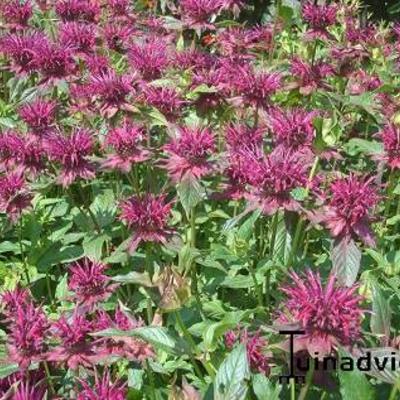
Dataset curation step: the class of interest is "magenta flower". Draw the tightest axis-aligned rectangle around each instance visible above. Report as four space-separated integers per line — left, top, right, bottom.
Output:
173 49 214 71
163 126 216 182
106 0 130 17
102 122 149 173
0 172 32 222
103 24 133 53
55 0 100 23
13 380 47 400
346 17 378 45
181 0 223 30
119 194 173 253
44 129 95 187
7 303 49 368
1 286 31 315
348 69 381 95
59 22 97 54
225 124 264 152
142 85 185 121
290 57 335 95
0 32 47 75
302 1 337 40
128 39 169 81
68 258 117 308
1 0 33 29
248 149 310 215
380 123 400 170
220 0 245 17
268 107 317 150
77 370 126 400
225 328 270 374
318 174 379 246
49 312 94 369
278 270 364 355
19 99 56 136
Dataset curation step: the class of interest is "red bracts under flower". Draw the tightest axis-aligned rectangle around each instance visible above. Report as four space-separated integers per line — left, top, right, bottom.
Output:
102 122 149 173
301 1 337 39
225 328 270 374
0 172 32 222
59 22 97 54
1 0 33 29
181 0 223 30
278 270 364 356
318 174 379 246
379 123 400 170
163 126 215 182
55 0 100 23
19 99 56 135
44 129 95 187
68 258 117 308
77 370 126 400
119 194 173 253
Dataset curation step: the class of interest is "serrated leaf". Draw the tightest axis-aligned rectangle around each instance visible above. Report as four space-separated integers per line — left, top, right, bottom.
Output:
252 374 281 400
370 284 391 339
331 237 361 287
215 344 250 400
177 175 205 217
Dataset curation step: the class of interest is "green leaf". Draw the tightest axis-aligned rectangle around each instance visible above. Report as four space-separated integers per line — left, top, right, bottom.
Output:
237 210 261 241
215 344 250 400
112 271 153 287
252 374 281 400
370 284 391 338
345 138 384 156
331 237 361 287
0 362 19 379
177 175 205 217
83 234 108 260
338 349 374 400
55 273 70 302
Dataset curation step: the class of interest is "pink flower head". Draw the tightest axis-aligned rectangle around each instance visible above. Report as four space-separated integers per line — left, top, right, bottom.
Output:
88 70 134 117
55 0 100 23
225 328 270 374
234 67 281 109
0 172 32 222
0 32 48 74
346 17 378 45
225 124 264 152
13 380 47 400
290 57 335 95
1 0 33 29
83 53 110 75
128 39 169 81
220 0 245 17
103 121 149 172
19 99 56 135
278 270 364 356
321 174 379 246
50 312 94 369
181 0 223 30
302 1 337 40
268 107 317 150
59 22 97 54
37 42 76 83
142 85 185 121
380 123 400 170
7 303 49 368
348 69 381 95
163 126 215 182
106 0 130 16
77 370 126 400
103 24 133 53
248 148 310 215
173 49 215 71
1 286 31 316
119 194 173 253
44 129 95 187
68 258 117 308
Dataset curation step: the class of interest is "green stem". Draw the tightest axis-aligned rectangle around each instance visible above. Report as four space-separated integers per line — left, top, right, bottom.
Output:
298 362 315 400
190 207 203 318
286 217 303 268
18 218 30 285
385 170 397 218
43 361 56 396
146 360 157 400
389 379 400 400
291 378 296 400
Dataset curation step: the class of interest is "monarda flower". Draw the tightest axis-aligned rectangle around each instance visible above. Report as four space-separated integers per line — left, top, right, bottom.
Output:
103 24 133 53
278 270 364 356
44 129 95 187
59 22 97 54
83 53 110 75
225 328 270 374
88 70 134 117
12 379 47 400
181 0 223 30
68 258 117 308
268 108 316 150
77 370 126 400
106 0 130 17
290 57 335 95
225 124 264 152
128 39 169 81
220 0 245 17
19 99 56 136
318 174 379 246
49 312 94 369
162 126 215 182
142 85 185 121
301 1 337 40
7 303 49 368
380 123 400 169
0 172 32 222
102 122 149 173
348 69 381 95
1 0 33 29
119 194 173 253
55 0 100 23
1 286 31 316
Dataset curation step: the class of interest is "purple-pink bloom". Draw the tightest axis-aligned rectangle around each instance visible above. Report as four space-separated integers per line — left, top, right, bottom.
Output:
102 121 149 173
13 380 47 400
348 69 381 95
77 370 126 400
181 0 223 30
103 24 133 53
278 270 364 356
55 0 100 23
44 129 95 187
106 0 130 17
379 123 400 170
59 22 97 54
19 99 56 136
1 0 33 29
68 258 117 308
119 194 173 253
163 126 216 182
1 286 31 315
302 1 337 39
225 124 264 152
